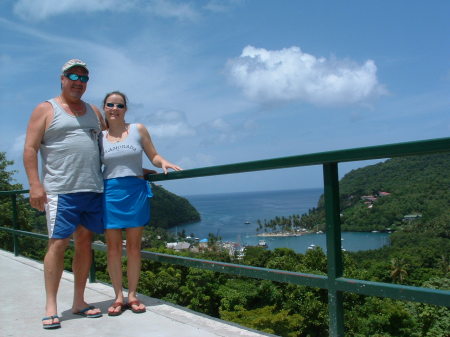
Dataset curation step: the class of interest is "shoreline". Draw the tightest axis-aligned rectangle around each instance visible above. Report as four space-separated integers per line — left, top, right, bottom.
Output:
256 230 391 237
257 231 317 237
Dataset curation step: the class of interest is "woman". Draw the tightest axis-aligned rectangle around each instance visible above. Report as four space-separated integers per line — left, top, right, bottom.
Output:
101 91 181 316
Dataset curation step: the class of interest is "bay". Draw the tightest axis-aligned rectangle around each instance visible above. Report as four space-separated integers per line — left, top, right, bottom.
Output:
174 188 390 254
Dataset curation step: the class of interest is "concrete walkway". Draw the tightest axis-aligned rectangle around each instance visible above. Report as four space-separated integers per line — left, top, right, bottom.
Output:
0 250 276 337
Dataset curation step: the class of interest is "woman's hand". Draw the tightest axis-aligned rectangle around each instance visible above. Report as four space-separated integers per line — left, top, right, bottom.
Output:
161 161 182 174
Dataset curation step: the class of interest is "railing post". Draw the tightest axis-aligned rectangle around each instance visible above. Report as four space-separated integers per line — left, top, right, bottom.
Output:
11 194 19 256
89 249 96 283
323 163 344 337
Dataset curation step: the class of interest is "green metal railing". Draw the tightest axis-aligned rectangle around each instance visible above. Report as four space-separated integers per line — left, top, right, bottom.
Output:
1 137 450 337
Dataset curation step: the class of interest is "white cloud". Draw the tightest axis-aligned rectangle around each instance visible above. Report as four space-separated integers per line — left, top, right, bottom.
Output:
13 0 199 21
227 45 386 106
203 0 242 13
13 0 134 20
12 133 26 154
0 16 218 139
137 109 196 138
147 0 200 21
211 118 230 132
178 153 215 169
196 117 250 147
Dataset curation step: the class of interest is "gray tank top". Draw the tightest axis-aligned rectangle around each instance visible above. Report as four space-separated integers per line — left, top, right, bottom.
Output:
101 124 143 179
40 99 103 194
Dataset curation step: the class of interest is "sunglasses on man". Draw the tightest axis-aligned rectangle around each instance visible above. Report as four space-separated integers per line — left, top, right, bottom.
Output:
64 73 89 83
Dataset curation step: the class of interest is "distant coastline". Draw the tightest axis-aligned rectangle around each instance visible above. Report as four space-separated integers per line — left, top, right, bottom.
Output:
257 230 318 237
256 230 392 237
179 188 325 243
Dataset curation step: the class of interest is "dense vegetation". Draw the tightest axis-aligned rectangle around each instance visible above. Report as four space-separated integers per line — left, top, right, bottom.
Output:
0 152 449 337
260 153 450 234
337 153 450 232
0 152 36 230
149 183 200 228
95 236 448 337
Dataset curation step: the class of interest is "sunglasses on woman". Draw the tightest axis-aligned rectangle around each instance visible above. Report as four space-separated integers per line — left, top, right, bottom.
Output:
105 103 125 109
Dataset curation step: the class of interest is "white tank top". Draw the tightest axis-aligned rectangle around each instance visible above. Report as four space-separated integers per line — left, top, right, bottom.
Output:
101 124 144 179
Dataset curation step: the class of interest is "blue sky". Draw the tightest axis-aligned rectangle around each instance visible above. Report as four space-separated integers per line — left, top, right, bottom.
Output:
1 0 449 196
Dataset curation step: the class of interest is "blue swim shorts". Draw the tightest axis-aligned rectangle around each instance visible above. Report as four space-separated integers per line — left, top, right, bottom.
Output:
45 192 104 239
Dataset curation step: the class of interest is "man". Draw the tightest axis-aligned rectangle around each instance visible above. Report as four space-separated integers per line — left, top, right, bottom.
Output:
23 59 106 329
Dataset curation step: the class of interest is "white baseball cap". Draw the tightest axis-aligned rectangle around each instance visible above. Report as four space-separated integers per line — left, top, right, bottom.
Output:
61 58 89 74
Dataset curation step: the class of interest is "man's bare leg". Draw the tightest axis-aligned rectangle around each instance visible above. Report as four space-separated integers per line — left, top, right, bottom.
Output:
71 225 101 316
43 238 70 325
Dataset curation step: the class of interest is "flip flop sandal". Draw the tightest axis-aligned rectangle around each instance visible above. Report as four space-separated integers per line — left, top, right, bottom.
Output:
108 302 126 316
73 306 103 318
42 315 61 329
128 300 146 313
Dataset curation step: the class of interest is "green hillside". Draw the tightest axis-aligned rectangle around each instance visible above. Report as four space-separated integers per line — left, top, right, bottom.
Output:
150 183 200 228
304 153 450 233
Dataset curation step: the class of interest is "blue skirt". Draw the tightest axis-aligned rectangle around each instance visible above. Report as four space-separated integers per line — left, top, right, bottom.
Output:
103 176 152 229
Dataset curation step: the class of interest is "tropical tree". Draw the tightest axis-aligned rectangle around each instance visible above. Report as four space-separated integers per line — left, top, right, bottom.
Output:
390 257 409 283
179 268 222 316
438 254 449 276
220 305 305 337
207 232 221 250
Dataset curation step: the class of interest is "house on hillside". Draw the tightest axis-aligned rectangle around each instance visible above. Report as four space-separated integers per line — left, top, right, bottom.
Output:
199 238 209 249
402 214 422 222
166 241 191 251
361 191 391 208
361 195 377 202
378 191 391 197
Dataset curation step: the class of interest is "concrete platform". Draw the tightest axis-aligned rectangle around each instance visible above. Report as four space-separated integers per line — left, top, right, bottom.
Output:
0 250 276 337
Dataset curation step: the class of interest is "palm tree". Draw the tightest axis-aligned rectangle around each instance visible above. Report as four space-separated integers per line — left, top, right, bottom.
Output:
256 220 262 232
390 257 408 283
207 232 221 251
438 254 449 276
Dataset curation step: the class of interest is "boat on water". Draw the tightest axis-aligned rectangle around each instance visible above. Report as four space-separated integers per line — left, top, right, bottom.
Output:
258 240 268 248
307 244 316 250
244 220 251 224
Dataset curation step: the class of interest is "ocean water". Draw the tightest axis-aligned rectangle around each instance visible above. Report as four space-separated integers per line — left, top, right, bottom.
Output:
174 188 390 254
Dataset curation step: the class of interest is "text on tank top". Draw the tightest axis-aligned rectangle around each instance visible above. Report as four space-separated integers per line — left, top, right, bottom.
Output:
101 123 144 179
